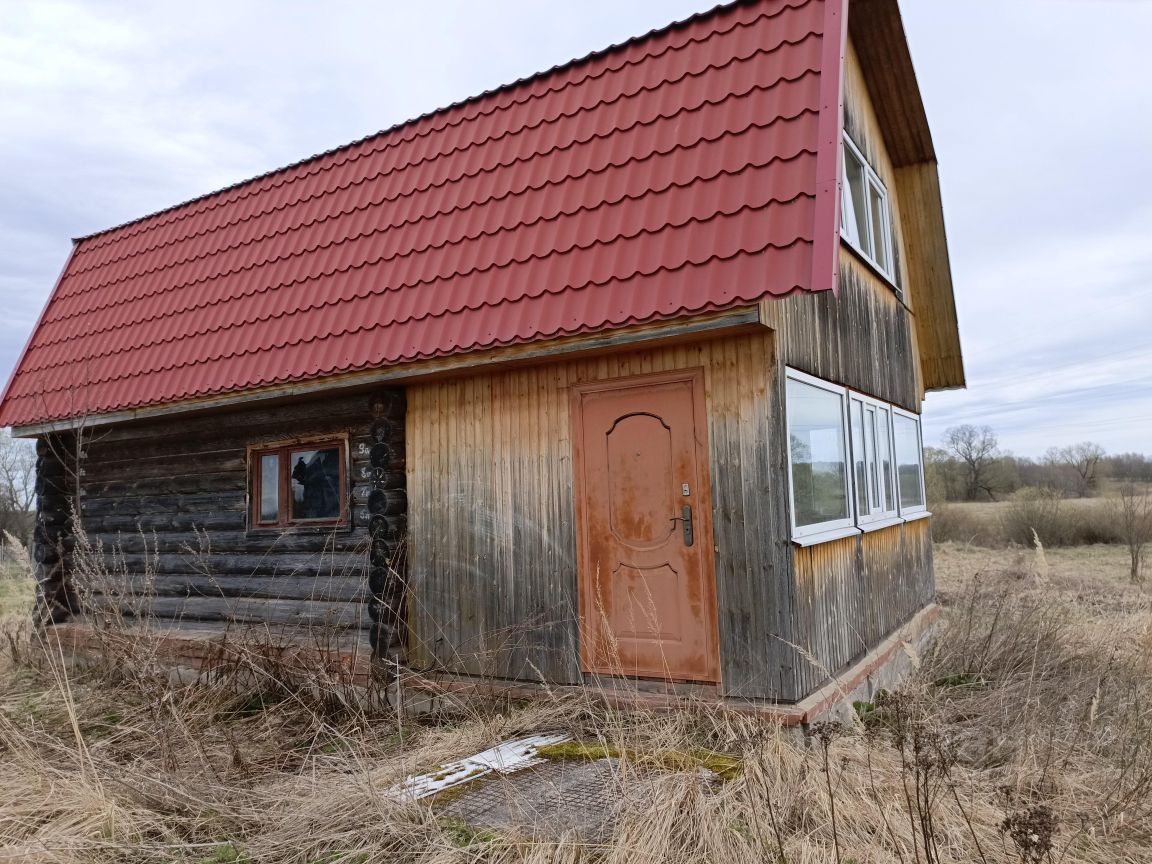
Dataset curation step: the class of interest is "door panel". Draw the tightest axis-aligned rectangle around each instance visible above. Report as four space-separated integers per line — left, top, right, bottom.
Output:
574 372 719 682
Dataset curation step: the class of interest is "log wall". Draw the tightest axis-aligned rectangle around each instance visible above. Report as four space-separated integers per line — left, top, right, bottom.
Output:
42 390 407 653
33 434 78 623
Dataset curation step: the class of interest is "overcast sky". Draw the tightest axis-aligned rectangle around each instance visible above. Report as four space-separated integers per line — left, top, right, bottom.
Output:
1 1 1149 456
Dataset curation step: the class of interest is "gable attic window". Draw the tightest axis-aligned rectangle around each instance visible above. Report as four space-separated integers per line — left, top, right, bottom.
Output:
840 133 895 282
249 437 349 529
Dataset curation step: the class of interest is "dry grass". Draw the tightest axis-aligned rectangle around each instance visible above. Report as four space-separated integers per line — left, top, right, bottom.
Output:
931 497 1122 548
1 542 1151 862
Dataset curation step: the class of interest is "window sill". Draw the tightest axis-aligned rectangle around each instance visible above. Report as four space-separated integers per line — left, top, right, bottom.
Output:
792 525 862 547
860 516 904 533
246 523 353 537
901 510 932 523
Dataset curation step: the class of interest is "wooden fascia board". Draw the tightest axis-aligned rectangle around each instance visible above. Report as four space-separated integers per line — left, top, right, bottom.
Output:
895 160 965 391
847 0 935 167
10 308 761 437
811 0 849 295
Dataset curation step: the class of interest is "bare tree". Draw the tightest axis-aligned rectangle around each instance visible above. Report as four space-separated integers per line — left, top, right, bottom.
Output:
0 430 35 543
943 424 1004 501
1046 441 1107 497
1110 485 1152 583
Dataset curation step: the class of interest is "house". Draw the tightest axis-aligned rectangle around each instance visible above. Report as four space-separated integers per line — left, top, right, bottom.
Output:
1 0 963 707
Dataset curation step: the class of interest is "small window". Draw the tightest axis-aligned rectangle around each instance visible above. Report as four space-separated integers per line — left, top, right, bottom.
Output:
840 133 895 281
786 371 854 539
892 410 926 513
250 438 348 528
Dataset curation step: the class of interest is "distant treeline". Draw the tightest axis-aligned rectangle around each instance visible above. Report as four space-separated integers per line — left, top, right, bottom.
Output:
927 424 1152 503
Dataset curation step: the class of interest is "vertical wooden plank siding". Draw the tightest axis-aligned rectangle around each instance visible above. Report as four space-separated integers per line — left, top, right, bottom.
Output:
406 332 798 697
760 37 922 413
760 260 919 412
756 37 937 698
791 519 933 696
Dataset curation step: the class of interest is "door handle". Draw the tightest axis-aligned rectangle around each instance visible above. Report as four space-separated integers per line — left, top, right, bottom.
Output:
672 503 694 547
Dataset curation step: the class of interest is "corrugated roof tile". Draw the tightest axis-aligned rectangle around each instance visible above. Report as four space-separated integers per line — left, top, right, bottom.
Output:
0 0 832 428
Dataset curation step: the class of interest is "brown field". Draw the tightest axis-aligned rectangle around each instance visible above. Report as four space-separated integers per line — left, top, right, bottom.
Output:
1 541 1151 863
930 496 1134 551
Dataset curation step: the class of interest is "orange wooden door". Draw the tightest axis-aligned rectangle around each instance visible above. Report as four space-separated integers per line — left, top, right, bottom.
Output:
573 372 719 683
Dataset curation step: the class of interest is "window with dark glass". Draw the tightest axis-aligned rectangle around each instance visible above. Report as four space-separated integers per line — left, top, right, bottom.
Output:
251 439 347 528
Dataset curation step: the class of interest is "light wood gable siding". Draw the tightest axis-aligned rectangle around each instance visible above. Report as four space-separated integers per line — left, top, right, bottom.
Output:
406 333 801 699
47 392 407 639
845 2 965 391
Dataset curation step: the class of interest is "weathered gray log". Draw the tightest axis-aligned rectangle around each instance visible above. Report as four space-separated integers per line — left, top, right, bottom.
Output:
89 573 368 602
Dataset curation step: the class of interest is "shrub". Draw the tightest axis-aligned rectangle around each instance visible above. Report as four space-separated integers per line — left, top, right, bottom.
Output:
1000 488 1119 547
930 503 998 546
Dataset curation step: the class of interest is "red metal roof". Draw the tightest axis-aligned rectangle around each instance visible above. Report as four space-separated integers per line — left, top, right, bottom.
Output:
0 0 838 429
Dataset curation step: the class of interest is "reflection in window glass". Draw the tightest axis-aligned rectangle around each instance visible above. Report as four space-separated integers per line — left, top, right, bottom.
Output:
787 378 849 528
259 453 279 522
877 407 894 512
851 401 868 516
865 407 880 509
843 147 869 251
290 447 342 520
869 183 889 272
894 414 925 510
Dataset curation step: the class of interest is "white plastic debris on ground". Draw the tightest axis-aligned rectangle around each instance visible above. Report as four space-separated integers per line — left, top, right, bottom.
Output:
388 733 571 801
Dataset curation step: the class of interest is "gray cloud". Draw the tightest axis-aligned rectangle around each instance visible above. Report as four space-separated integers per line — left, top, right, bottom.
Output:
1 0 1149 456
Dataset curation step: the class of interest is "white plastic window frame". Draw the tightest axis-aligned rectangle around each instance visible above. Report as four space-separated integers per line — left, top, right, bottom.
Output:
848 393 902 531
891 406 929 519
784 368 860 546
840 133 896 285
786 369 932 545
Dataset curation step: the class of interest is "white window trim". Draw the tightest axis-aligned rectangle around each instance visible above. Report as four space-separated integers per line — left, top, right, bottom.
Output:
784 368 859 542
849 393 901 529
785 369 931 544
840 133 897 285
892 405 929 517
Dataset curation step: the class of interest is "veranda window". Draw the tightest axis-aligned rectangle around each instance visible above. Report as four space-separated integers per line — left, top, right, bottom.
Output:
786 369 929 543
250 438 348 528
849 394 900 527
893 410 927 514
785 370 854 540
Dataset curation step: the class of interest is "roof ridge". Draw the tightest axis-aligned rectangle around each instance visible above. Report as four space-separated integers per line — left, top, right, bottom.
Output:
73 0 761 245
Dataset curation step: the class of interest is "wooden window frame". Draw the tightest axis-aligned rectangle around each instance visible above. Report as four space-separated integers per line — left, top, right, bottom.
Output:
839 132 898 289
247 434 351 531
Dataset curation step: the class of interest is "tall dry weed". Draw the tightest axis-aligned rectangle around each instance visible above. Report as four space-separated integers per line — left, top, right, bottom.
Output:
1 540 1151 862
